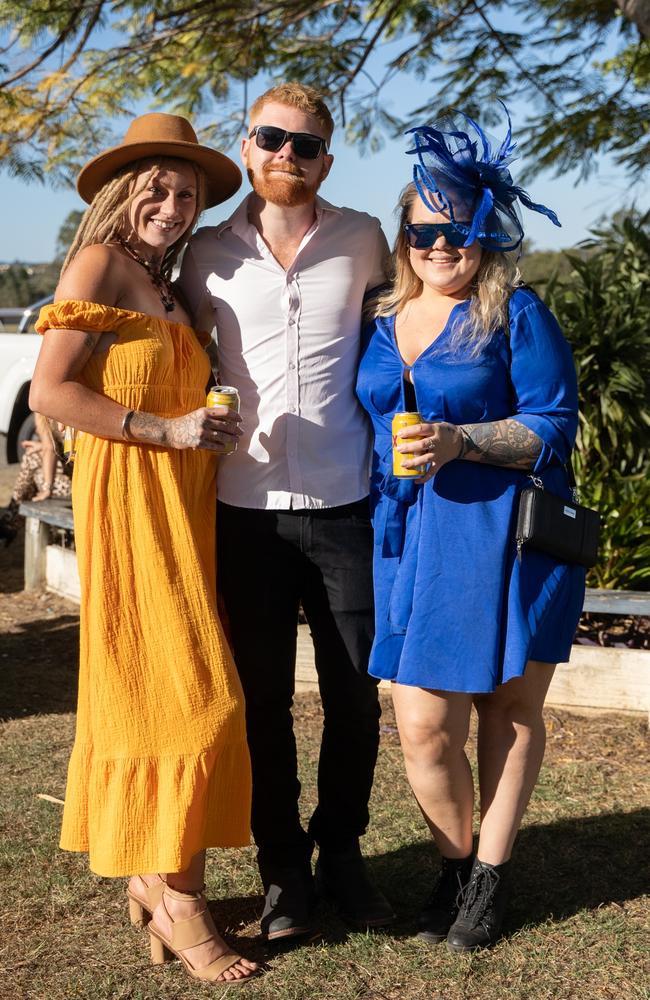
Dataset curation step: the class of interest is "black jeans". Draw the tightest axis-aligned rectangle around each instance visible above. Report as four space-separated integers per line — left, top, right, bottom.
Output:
217 499 381 874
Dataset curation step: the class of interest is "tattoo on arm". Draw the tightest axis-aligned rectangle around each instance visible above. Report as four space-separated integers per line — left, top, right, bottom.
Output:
129 412 169 446
128 411 205 449
164 413 202 449
458 418 542 469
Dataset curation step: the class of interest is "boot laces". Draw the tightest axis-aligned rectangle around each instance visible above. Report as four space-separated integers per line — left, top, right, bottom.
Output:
457 864 500 926
426 859 465 907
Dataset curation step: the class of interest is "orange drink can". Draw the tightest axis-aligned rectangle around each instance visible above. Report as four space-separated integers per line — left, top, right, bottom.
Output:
392 411 426 478
207 385 240 454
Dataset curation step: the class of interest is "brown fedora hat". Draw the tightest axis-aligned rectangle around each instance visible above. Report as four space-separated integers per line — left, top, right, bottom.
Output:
77 112 241 208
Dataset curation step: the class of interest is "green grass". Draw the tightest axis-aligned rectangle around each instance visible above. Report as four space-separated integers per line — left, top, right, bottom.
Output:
1 588 649 999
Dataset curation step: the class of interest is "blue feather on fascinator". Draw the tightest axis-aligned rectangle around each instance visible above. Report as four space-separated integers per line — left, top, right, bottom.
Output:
406 104 560 252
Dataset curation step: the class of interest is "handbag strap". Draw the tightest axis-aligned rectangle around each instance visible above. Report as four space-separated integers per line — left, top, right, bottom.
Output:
504 285 578 497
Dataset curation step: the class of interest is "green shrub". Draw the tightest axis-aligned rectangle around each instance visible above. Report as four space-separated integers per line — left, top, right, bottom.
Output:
546 211 650 590
582 472 650 590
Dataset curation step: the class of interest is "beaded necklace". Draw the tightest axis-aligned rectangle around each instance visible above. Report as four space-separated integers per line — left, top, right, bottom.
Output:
118 238 175 313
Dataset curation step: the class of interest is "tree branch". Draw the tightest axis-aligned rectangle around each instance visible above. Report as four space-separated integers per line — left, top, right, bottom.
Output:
60 2 104 74
469 0 563 112
338 0 402 100
616 0 650 39
0 3 94 90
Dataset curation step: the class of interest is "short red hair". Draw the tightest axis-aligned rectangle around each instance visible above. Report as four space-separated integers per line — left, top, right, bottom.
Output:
249 83 334 141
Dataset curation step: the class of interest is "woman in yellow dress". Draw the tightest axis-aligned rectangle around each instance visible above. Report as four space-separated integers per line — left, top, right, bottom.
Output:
30 113 258 985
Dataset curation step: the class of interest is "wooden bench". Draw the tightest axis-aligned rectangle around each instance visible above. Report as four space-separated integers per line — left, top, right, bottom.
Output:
18 497 79 601
582 588 650 616
16 499 650 719
18 497 650 617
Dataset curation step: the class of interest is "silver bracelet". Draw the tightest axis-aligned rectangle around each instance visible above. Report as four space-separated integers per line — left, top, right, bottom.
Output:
121 410 136 441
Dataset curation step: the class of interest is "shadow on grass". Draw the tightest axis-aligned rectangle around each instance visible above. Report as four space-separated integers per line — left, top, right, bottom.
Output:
209 808 650 950
0 522 25 594
367 807 650 936
0 613 79 720
509 809 650 929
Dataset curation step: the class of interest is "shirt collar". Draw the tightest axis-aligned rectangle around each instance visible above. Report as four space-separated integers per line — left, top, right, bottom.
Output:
220 192 343 242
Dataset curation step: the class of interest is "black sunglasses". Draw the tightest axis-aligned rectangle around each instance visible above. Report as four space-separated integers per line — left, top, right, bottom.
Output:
403 222 469 249
249 125 328 160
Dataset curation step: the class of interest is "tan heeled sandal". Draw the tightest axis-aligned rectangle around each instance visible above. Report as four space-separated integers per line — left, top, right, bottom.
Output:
148 886 258 984
126 875 166 927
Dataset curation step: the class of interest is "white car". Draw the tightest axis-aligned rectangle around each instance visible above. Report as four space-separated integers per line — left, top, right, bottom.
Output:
0 296 51 462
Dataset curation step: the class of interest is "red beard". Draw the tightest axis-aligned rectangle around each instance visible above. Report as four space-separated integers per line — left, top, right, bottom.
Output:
247 161 324 207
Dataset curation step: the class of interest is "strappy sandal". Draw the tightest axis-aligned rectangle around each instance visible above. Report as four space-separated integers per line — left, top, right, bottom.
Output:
126 875 166 927
148 886 258 984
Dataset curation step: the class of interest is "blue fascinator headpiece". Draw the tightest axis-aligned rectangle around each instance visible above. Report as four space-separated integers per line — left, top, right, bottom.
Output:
406 104 560 252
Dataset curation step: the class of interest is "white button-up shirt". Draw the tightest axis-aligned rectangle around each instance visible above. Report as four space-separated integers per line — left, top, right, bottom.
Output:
178 194 389 509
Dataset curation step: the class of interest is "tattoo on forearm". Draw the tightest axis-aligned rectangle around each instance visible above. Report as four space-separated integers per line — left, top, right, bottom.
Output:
458 419 542 469
129 412 168 446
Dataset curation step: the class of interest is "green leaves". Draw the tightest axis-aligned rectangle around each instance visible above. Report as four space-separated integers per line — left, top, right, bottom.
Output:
546 210 650 589
0 0 649 182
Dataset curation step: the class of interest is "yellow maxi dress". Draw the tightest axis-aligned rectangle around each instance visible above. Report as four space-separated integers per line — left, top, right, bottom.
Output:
36 301 251 877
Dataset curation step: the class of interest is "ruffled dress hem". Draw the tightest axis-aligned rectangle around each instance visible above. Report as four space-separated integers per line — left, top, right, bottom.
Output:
60 738 251 877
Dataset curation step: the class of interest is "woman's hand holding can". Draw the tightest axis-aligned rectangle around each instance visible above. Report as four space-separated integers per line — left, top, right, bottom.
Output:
396 419 463 482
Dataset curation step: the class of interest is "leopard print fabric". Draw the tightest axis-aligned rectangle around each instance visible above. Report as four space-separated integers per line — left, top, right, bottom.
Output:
11 449 72 504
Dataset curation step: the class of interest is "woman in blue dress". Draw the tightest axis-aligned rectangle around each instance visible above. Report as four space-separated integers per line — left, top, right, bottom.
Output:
356 109 585 952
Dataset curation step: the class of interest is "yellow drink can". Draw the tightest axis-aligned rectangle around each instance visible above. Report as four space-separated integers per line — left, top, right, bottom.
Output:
63 426 78 463
392 411 426 478
207 385 240 455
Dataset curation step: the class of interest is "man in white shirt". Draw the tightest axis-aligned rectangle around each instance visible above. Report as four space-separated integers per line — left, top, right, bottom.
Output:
179 82 393 942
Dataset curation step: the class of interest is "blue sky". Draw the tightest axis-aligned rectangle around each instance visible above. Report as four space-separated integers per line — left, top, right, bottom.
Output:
1 22 647 264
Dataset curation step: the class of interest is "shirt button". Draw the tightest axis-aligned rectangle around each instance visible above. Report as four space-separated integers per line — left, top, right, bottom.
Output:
288 362 296 370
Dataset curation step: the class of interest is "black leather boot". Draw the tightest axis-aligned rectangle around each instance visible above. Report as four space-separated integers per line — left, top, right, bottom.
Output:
446 858 511 952
315 842 395 930
417 853 475 943
260 861 319 943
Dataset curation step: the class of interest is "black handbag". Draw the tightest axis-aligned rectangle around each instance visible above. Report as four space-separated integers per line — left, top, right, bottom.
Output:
504 288 601 569
515 469 601 568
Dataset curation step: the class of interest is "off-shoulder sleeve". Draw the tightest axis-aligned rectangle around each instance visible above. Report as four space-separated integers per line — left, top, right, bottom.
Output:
508 289 579 471
35 300 130 335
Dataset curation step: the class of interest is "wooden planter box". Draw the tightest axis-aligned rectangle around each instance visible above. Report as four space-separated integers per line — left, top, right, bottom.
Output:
296 627 650 722
547 645 650 720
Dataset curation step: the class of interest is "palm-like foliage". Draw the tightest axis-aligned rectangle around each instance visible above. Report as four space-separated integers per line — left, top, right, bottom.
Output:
547 211 650 589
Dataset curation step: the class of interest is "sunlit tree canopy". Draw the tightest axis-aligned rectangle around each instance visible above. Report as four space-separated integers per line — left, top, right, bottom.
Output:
1 0 648 186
